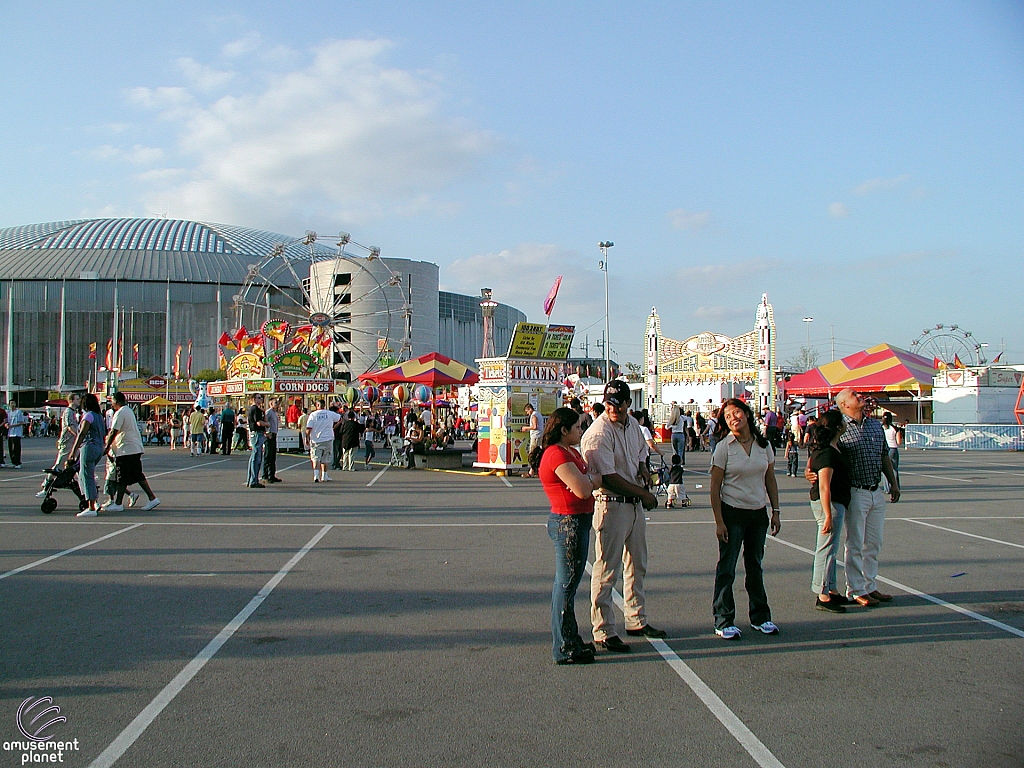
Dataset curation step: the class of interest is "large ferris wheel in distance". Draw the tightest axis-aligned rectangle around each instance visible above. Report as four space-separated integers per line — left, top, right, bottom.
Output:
233 231 411 375
910 324 987 366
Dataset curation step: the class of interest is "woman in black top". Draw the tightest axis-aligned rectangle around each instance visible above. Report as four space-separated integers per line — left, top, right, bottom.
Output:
808 409 852 612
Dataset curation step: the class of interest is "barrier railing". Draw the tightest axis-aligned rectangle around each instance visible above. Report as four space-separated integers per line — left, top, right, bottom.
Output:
905 424 1024 451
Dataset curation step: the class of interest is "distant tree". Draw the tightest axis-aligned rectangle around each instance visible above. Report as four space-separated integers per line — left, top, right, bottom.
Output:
193 368 227 381
624 361 644 382
785 346 820 372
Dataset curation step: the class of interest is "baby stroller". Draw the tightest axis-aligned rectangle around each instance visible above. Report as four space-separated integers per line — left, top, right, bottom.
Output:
651 457 671 499
39 461 88 514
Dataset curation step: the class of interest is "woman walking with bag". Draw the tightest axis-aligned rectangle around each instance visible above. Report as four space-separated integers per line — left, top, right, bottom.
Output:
709 398 782 640
538 407 604 665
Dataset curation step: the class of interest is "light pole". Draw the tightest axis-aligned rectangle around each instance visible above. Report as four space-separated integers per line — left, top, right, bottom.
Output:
802 317 813 346
599 241 613 381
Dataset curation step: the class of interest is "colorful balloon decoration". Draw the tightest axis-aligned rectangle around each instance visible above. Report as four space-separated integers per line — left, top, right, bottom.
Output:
392 384 408 405
361 385 379 405
342 386 359 405
413 384 432 403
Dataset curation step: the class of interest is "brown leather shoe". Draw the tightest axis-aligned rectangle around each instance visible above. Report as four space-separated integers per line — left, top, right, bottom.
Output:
853 594 880 607
868 590 893 602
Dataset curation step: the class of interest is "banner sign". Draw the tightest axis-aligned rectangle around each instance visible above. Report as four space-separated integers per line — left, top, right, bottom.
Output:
226 352 265 380
539 324 575 360
274 379 337 394
267 351 320 377
507 322 548 358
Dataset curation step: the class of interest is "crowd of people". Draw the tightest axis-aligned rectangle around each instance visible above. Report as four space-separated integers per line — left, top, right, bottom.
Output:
536 381 903 664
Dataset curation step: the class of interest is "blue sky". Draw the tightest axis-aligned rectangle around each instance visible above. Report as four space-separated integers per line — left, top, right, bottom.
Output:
1 1 1022 367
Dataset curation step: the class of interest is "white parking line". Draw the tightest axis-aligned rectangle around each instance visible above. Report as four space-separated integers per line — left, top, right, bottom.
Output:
500 475 513 488
899 471 974 483
767 536 1024 640
899 518 1024 550
586 562 786 768
87 524 334 768
367 465 390 487
146 458 230 478
0 524 144 581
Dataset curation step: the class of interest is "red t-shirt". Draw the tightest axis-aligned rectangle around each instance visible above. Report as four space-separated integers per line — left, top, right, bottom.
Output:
540 444 595 516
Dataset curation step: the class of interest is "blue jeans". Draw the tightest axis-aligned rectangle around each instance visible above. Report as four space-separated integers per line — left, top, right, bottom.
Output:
888 447 900 487
547 512 593 661
713 504 771 630
810 499 846 594
248 432 266 486
78 443 103 501
671 433 686 463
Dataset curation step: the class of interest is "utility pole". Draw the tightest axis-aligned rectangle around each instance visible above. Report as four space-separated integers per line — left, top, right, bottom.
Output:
598 241 613 383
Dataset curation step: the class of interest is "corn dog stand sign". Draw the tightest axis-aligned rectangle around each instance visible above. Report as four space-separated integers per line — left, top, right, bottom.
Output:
475 323 574 472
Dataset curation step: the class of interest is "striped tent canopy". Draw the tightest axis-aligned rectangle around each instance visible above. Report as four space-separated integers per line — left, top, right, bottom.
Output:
784 344 937 397
358 352 479 387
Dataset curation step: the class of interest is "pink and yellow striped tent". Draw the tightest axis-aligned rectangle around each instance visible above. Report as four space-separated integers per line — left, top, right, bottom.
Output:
784 344 936 397
357 352 479 387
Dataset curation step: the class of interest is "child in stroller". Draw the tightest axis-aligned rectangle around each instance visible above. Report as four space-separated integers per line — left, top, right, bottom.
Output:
39 459 88 514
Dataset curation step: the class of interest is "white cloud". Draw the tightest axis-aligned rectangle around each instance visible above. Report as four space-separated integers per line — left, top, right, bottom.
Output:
222 32 263 58
129 38 497 225
828 201 849 219
90 144 164 165
852 174 910 195
667 208 711 231
177 58 235 91
440 244 604 322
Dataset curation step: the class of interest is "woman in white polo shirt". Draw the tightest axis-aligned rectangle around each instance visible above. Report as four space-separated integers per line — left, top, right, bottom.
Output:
709 398 782 640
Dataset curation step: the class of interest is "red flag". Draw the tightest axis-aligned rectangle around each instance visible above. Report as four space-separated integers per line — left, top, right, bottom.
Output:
105 339 113 369
953 354 965 369
233 326 248 346
543 275 563 317
173 344 182 378
186 339 193 377
88 342 97 360
218 332 232 347
133 343 139 362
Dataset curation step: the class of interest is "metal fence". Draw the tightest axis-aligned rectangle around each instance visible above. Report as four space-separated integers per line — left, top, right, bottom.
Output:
905 424 1024 451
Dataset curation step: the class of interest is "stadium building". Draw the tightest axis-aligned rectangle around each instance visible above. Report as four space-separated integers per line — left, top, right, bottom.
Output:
0 218 525 405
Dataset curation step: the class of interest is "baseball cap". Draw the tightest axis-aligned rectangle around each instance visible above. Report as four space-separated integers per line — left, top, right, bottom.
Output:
603 380 631 407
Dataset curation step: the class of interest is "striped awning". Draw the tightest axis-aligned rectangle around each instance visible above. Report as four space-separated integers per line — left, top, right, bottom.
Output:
358 352 479 387
784 344 936 396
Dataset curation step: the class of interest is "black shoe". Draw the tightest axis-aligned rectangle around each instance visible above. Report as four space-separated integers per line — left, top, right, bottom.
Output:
248 483 266 488
816 596 847 613
626 624 667 638
828 593 852 605
556 648 596 665
597 636 631 653
268 477 283 483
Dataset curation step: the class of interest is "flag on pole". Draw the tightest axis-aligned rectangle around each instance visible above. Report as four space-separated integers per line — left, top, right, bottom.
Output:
105 339 113 370
953 354 965 369
133 343 139 362
117 338 124 371
543 275 563 317
992 352 1003 363
218 331 232 348
88 342 97 360
173 344 182 379
233 326 248 350
186 339 193 377
218 347 227 370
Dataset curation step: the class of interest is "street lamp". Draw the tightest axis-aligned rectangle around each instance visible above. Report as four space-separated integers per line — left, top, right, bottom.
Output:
802 317 813 346
598 241 613 381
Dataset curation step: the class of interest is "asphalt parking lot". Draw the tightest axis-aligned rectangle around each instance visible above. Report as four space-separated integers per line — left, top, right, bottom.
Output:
1 438 1022 768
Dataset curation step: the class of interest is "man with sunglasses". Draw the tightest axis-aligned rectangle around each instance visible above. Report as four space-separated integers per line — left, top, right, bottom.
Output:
581 380 665 653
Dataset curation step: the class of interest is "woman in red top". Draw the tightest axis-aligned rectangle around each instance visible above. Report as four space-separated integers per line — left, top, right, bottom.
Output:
539 407 604 665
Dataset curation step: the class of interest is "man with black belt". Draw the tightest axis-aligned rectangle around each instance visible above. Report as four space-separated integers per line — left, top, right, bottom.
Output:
580 380 665 653
809 389 900 607
262 398 282 483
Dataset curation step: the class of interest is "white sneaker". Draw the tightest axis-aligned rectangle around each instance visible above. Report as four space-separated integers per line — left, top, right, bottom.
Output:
100 499 115 510
321 473 332 482
76 509 97 517
142 498 161 511
751 621 779 635
35 490 47 498
128 492 140 508
103 503 125 512
715 626 742 640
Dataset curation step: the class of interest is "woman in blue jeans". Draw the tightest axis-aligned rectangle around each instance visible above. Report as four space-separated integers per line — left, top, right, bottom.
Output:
65 393 107 517
536 408 604 665
808 409 852 612
709 399 782 640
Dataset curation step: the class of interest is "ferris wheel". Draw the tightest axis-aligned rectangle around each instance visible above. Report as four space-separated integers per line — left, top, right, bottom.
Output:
910 324 987 366
233 231 411 375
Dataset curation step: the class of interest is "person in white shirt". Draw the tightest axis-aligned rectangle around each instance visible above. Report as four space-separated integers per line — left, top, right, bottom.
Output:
305 399 342 483
6 403 27 468
101 392 160 512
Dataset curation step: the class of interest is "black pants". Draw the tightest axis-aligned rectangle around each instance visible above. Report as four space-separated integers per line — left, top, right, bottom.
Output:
0 432 5 464
713 503 771 630
332 435 343 469
221 423 234 455
7 436 21 466
262 433 278 479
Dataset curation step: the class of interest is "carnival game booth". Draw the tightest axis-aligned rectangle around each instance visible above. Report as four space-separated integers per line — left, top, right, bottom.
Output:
474 322 575 474
783 344 936 423
359 352 479 467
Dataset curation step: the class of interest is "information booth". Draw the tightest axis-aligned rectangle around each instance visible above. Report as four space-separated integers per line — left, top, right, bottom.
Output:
474 323 574 473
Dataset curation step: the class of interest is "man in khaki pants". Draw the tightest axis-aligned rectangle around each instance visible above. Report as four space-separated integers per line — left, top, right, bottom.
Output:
581 380 666 653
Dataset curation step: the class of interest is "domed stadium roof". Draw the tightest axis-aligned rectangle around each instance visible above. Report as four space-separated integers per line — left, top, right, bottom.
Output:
0 217 338 283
